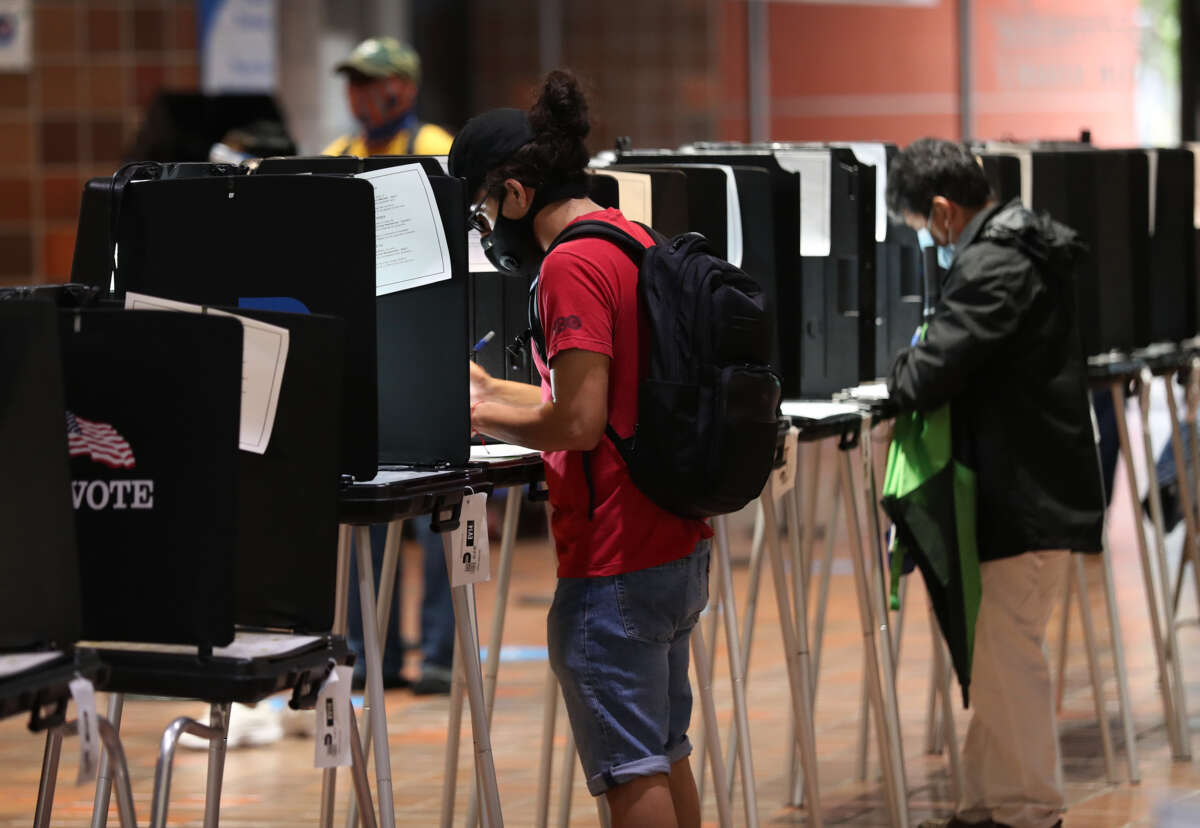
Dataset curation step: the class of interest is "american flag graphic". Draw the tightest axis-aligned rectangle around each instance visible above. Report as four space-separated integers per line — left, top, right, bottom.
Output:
66 412 136 469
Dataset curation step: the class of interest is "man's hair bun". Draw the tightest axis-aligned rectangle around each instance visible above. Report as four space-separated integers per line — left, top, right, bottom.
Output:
529 70 591 141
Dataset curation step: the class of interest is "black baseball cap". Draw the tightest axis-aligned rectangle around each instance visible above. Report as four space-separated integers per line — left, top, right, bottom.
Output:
447 108 534 199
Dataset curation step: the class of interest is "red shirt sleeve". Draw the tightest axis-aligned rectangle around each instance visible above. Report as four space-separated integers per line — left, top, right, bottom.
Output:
538 245 618 362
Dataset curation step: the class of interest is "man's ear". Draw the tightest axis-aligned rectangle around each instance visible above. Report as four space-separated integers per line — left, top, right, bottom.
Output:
503 179 536 217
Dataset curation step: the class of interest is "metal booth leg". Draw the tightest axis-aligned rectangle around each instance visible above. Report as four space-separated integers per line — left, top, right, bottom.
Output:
928 601 965 802
784 445 820 808
1071 553 1118 783
1183 357 1200 620
690 618 735 828
761 486 823 826
347 702 380 828
150 716 223 828
693 565 722 807
555 719 577 828
440 642 466 828
1054 574 1074 713
1134 374 1193 757
322 524 354 828
859 416 909 820
90 691 125 828
442 529 503 827
838 448 909 828
723 494 768 799
1100 534 1141 783
33 728 64 828
466 486 524 828
355 525 397 828
713 514 761 828
348 519 403 828
1112 379 1189 760
203 702 232 828
534 666 559 828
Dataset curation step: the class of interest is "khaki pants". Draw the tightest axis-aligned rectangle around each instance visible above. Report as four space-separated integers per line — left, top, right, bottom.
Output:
957 550 1069 828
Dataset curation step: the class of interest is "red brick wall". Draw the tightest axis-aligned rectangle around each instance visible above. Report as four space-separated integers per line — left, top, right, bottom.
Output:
716 0 1139 147
0 0 199 286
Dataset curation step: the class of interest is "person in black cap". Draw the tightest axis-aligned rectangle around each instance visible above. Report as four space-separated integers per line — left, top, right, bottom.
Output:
450 71 711 828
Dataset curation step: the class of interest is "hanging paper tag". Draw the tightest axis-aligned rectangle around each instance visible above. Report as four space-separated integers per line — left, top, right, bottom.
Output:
313 665 353 769
772 427 800 496
69 677 100 785
448 492 490 587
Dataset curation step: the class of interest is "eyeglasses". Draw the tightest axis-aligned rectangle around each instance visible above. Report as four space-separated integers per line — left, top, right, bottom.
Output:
467 199 492 235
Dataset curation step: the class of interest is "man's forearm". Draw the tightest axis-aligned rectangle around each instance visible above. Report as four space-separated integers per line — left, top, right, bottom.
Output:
485 377 544 407
473 400 567 451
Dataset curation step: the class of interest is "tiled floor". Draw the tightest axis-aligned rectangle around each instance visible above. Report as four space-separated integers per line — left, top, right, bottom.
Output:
3 446 1200 826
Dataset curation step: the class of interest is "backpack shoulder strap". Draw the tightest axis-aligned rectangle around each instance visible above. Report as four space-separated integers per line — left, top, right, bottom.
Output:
531 219 652 362
546 219 650 264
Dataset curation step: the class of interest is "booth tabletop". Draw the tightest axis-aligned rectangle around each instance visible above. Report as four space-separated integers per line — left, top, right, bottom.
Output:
338 468 474 525
1087 354 1147 386
1131 344 1196 377
469 444 546 490
782 400 866 443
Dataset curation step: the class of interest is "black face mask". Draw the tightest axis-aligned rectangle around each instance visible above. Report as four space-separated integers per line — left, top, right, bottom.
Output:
480 174 591 278
481 189 544 277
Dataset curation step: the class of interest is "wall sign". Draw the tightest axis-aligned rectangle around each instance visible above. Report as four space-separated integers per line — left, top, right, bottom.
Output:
0 0 31 73
200 0 277 93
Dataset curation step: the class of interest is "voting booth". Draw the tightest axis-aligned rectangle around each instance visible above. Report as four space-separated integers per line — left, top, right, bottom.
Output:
978 144 1148 356
620 144 877 397
61 309 243 645
870 144 924 376
0 300 82 650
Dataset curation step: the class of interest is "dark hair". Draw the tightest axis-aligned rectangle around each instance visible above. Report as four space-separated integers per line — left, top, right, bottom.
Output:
483 70 591 197
885 137 991 220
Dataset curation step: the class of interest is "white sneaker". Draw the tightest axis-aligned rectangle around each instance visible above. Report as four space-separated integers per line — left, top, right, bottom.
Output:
280 701 314 739
177 702 284 750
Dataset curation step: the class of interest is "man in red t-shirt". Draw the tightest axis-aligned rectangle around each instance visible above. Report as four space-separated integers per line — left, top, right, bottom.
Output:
449 77 710 828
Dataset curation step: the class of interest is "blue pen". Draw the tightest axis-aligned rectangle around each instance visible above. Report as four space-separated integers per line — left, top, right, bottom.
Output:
472 330 495 353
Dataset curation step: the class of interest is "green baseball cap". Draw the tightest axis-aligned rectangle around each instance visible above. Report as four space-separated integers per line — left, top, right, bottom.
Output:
335 37 421 83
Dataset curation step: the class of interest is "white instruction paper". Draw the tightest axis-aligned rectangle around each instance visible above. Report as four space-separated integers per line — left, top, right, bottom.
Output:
834 142 889 243
776 150 833 258
124 292 289 454
357 164 452 295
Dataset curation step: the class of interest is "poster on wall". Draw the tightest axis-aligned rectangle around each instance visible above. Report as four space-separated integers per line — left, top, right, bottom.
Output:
200 0 277 93
0 0 31 73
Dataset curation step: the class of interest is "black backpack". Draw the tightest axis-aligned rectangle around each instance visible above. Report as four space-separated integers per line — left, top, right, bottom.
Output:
530 220 781 520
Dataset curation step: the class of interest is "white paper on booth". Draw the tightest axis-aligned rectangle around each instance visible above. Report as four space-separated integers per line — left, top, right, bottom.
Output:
470 443 542 460
592 171 654 225
981 142 1033 209
356 164 452 295
775 150 832 258
1188 143 1200 229
663 164 743 268
124 292 289 454
833 142 888 243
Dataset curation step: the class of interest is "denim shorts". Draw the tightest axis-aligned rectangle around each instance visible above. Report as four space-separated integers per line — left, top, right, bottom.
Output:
547 539 711 796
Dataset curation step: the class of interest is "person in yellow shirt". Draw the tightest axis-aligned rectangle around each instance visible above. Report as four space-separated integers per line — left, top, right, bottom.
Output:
322 37 454 158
